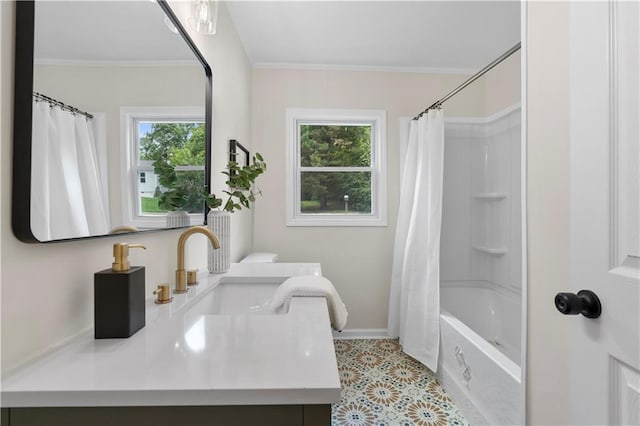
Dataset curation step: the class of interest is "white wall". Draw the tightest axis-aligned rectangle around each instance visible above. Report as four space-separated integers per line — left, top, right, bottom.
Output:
525 1 571 424
251 68 485 330
484 50 521 115
1 1 253 374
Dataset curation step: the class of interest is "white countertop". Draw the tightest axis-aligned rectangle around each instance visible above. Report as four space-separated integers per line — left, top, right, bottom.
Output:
1 263 341 407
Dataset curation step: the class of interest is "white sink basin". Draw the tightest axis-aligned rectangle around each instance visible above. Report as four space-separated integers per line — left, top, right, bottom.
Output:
188 279 286 316
0 264 342 409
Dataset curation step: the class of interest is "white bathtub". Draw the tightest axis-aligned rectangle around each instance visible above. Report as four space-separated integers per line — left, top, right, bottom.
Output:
438 280 522 425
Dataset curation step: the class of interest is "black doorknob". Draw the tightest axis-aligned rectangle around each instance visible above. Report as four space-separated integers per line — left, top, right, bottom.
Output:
554 290 601 318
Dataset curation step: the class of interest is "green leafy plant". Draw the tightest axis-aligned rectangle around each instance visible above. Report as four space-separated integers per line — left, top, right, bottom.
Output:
153 152 266 214
205 153 267 213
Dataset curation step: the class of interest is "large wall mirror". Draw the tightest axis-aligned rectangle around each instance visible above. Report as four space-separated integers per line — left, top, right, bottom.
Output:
13 0 212 243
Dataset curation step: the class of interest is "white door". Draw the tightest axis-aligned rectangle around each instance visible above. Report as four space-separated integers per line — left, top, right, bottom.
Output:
566 1 640 424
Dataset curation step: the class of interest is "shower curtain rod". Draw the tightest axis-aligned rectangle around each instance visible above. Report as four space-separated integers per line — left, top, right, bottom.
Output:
413 42 521 120
33 91 94 119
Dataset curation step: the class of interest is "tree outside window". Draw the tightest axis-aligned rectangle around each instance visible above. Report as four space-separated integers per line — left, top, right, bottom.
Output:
137 121 205 214
286 108 387 227
300 124 372 214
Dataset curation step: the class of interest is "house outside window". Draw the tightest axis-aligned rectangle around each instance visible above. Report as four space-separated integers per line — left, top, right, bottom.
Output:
121 107 205 229
286 108 387 226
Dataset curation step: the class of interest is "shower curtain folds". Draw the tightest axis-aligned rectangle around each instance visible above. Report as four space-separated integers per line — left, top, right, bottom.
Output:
388 109 444 372
31 99 109 240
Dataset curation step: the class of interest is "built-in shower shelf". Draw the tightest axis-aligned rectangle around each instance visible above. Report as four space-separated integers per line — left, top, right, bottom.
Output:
472 245 507 256
473 192 508 200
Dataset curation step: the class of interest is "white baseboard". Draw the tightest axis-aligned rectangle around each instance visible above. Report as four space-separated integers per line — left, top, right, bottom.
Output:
332 328 392 340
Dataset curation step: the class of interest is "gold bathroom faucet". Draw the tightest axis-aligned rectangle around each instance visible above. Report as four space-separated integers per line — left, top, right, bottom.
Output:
175 226 220 294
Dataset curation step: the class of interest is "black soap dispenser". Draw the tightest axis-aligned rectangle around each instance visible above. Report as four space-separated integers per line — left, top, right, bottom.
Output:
94 243 147 339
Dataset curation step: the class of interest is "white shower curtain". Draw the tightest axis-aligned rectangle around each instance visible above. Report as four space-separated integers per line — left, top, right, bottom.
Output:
31 100 110 240
388 109 445 372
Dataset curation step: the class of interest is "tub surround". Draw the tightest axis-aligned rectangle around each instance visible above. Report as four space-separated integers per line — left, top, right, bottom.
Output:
1 263 340 409
438 282 521 425
441 105 522 295
439 103 522 424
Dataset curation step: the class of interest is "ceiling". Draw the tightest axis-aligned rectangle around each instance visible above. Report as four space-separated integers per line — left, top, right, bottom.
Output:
226 1 521 73
33 1 520 72
34 1 196 63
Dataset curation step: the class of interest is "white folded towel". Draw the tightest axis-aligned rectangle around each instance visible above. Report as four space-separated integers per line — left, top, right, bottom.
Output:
268 276 348 331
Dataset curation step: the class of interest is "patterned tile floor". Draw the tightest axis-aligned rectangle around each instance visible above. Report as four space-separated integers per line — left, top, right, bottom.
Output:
331 339 469 426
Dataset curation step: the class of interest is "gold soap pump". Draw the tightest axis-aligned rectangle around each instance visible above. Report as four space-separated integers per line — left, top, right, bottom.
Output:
94 242 147 339
111 242 146 272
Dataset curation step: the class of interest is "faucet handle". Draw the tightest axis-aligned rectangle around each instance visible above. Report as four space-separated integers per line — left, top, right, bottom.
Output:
187 270 199 286
153 284 172 304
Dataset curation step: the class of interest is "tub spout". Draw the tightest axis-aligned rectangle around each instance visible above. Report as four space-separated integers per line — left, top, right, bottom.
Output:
175 226 220 293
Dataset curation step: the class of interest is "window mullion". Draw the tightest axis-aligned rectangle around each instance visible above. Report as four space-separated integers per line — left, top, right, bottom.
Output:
125 112 205 226
299 166 373 173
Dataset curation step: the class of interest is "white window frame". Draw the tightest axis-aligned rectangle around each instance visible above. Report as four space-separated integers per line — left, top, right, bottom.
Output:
120 106 205 229
285 108 387 227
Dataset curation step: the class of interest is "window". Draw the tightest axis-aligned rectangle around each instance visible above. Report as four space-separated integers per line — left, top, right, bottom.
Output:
286 108 387 226
121 107 205 229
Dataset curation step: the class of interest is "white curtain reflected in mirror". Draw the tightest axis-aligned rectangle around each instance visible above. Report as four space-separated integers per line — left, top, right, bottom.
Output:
30 99 110 240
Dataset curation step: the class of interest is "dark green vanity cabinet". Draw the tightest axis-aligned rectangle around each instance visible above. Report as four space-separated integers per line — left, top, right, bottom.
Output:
1 405 331 426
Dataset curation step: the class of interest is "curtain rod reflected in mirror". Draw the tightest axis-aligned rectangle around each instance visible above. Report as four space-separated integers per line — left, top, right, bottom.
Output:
33 91 94 119
12 0 213 243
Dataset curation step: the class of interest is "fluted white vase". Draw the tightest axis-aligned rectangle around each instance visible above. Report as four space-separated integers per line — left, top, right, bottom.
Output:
207 210 230 273
166 210 190 228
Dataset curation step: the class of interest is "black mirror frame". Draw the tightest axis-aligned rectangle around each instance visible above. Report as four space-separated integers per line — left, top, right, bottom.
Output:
12 0 213 243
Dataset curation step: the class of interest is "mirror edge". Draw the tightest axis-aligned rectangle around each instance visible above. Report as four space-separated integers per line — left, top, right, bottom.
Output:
12 0 36 242
157 0 214 225
11 0 213 243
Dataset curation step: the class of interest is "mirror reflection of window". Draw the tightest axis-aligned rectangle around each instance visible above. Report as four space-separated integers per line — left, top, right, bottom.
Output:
136 119 206 216
121 107 205 230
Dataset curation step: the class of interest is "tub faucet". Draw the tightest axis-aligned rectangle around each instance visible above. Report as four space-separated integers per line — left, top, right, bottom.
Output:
175 226 220 294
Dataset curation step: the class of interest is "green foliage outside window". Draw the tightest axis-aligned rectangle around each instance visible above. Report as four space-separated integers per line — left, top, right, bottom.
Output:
207 153 266 212
300 124 372 213
140 122 206 213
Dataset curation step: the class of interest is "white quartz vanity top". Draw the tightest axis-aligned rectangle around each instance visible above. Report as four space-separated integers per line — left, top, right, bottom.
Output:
1 263 341 407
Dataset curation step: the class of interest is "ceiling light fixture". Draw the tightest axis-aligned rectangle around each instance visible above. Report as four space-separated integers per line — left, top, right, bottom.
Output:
188 0 218 35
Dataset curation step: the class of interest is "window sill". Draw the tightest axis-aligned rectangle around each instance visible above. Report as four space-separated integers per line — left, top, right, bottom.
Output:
287 214 387 227
128 214 203 230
